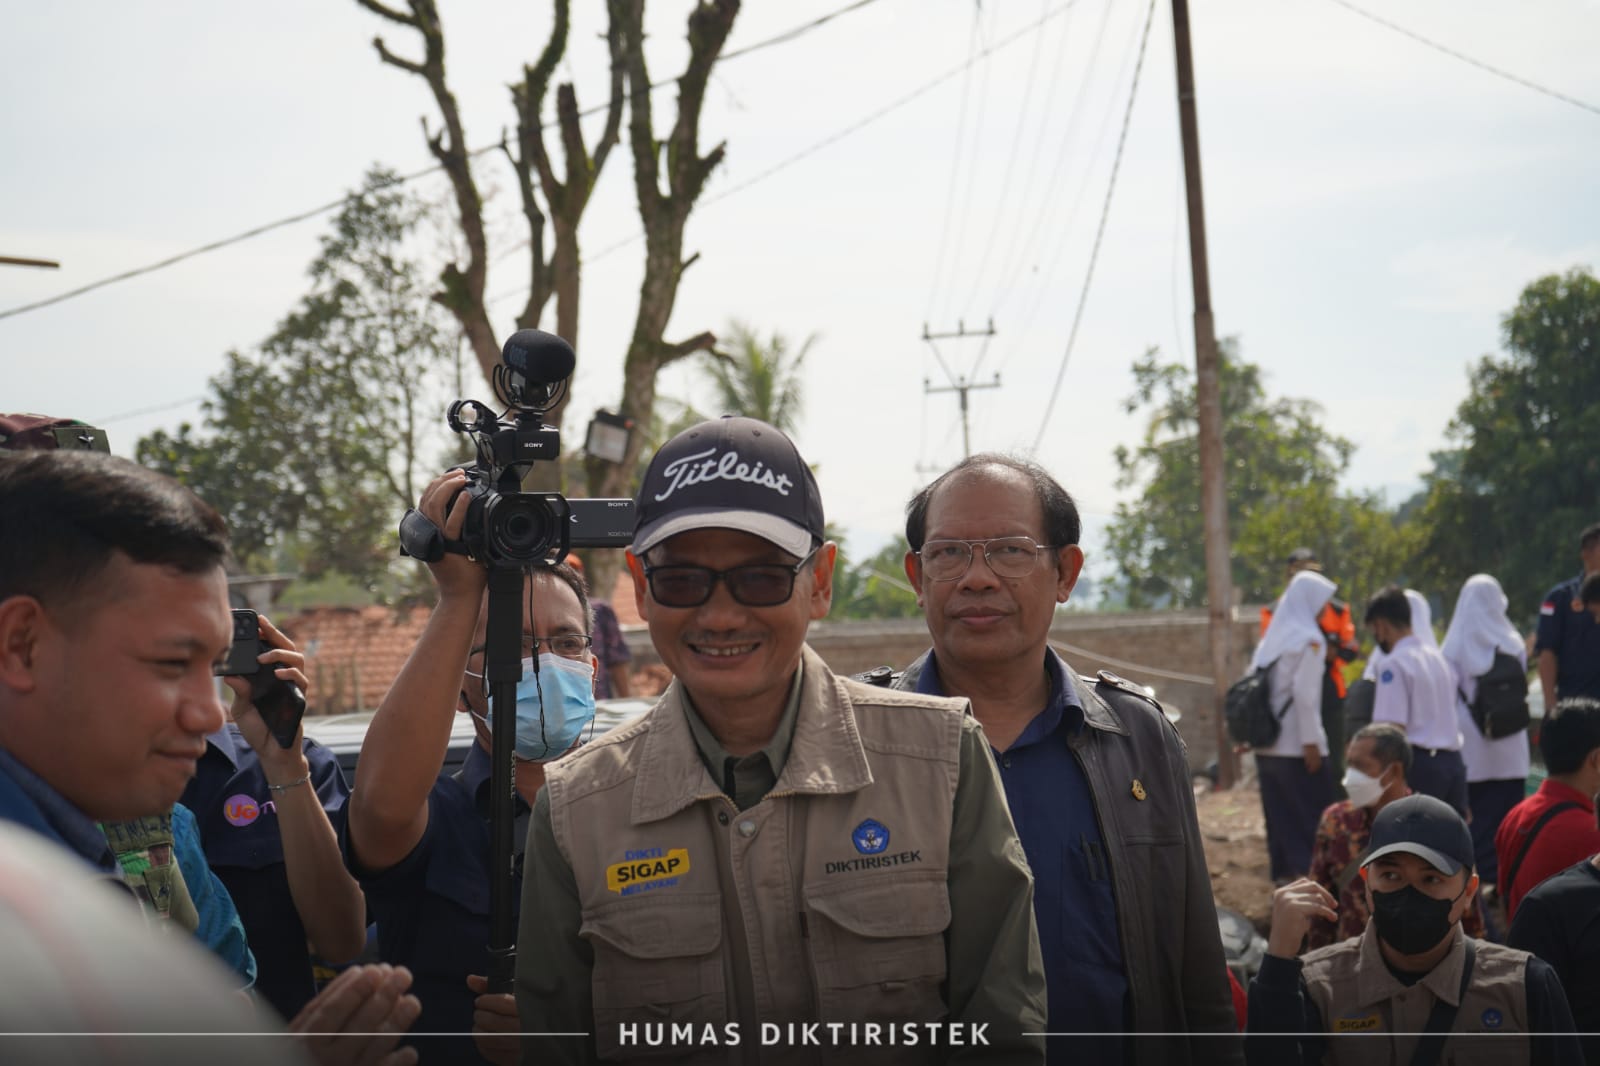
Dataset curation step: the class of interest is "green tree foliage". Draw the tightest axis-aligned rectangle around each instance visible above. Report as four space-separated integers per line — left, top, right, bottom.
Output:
1106 342 1411 609
830 537 922 621
137 169 457 589
698 321 815 432
1407 268 1600 624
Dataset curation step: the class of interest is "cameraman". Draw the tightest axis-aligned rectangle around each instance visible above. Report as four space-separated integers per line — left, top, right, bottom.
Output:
343 467 600 1065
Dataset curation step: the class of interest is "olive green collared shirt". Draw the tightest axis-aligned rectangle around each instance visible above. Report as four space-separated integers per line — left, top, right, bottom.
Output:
680 671 803 811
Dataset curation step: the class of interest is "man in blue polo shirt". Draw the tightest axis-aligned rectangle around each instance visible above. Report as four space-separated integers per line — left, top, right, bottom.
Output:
344 466 602 1065
896 454 1240 1066
1535 522 1600 708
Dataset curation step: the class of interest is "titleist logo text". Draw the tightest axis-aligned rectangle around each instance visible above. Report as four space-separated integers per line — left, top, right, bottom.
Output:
654 448 794 502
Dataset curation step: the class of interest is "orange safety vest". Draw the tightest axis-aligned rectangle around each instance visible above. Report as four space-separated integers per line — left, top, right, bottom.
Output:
1260 599 1357 699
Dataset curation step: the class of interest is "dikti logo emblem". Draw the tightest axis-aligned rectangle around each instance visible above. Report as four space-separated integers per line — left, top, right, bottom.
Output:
852 819 889 855
224 794 260 827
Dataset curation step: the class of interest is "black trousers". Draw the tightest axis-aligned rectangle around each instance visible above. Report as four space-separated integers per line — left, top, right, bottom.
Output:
1257 753 1336 883
1408 747 1470 818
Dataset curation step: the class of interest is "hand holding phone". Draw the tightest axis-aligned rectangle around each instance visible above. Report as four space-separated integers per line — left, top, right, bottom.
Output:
215 609 308 750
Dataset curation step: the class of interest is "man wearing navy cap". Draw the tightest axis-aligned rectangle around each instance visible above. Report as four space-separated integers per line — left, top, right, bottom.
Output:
1247 794 1580 1066
517 416 1046 1064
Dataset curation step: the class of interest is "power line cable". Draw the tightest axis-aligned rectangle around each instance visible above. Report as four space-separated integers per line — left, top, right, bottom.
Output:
968 1 1081 375
562 2 1083 278
1325 0 1600 118
959 0 1055 329
939 3 1000 319
922 4 985 325
93 395 207 426
985 0 1117 335
988 0 1139 379
0 0 888 324
1029 0 1157 454
720 0 884 62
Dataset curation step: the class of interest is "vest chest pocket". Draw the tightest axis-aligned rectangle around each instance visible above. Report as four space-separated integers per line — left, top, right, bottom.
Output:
802 872 950 1024
581 892 727 1060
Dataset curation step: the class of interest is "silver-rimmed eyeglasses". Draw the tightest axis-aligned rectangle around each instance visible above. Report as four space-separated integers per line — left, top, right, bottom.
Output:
916 537 1058 582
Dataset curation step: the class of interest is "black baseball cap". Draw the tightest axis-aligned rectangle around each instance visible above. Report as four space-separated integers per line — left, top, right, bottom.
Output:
1362 794 1475 876
631 416 825 559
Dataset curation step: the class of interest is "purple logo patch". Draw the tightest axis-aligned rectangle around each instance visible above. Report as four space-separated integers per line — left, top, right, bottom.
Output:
223 794 261 827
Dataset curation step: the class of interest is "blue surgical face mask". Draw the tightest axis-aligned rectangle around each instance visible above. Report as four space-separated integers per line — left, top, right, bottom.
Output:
483 652 596 761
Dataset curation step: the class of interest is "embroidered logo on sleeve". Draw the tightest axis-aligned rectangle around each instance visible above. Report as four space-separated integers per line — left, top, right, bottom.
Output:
1380 670 1395 684
1481 1009 1504 1030
1540 601 1556 616
606 847 690 895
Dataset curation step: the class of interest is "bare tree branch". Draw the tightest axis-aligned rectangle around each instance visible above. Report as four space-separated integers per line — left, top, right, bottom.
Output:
660 330 718 367
352 0 415 27
372 37 425 76
352 0 497 384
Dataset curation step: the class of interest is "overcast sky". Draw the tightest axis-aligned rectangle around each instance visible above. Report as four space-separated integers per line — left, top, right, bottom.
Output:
5 0 1598 586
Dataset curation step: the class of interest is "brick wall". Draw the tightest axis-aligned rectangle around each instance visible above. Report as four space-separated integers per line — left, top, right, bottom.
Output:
623 608 1263 765
285 596 1263 765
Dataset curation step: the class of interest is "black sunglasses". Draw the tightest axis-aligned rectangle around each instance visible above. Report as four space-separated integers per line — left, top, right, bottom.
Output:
642 549 819 608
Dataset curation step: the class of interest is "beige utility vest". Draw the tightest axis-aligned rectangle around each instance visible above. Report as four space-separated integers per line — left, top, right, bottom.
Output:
544 649 967 1063
1303 925 1531 1065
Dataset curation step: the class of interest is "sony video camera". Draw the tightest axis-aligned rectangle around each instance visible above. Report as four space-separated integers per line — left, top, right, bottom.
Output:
399 329 635 569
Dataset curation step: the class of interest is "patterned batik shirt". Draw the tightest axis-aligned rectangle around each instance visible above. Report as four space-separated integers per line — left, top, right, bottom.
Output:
1305 790 1484 949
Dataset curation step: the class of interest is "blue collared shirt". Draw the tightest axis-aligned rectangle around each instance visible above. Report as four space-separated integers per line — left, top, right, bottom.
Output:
916 648 1128 1062
182 724 350 1019
0 745 117 872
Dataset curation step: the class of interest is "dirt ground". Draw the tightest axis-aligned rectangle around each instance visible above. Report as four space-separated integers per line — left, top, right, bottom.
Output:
1195 771 1275 934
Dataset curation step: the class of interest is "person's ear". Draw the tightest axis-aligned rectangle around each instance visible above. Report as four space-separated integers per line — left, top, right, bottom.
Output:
1056 545 1085 603
1454 873 1481 921
807 542 837 621
0 596 47 695
904 549 925 608
625 550 650 617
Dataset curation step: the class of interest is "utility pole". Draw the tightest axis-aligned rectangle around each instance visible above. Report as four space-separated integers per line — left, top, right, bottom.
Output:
922 320 1000 459
1172 0 1239 788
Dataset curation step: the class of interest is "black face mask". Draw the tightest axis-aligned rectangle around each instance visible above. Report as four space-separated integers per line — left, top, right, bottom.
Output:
1371 883 1459 956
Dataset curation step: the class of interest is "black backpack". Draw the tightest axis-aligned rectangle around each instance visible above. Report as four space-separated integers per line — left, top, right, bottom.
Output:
1224 664 1291 748
1344 676 1376 730
1465 651 1530 740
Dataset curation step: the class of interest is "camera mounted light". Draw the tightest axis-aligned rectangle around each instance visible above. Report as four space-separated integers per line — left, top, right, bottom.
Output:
584 409 635 465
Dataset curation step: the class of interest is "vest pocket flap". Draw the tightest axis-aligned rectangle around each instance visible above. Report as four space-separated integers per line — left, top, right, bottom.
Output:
581 892 723 959
804 874 951 939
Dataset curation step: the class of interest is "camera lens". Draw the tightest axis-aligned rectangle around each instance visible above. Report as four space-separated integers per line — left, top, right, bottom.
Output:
485 493 558 563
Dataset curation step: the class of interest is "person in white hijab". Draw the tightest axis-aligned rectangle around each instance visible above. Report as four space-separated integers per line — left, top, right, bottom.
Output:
1252 570 1338 883
1441 573 1530 906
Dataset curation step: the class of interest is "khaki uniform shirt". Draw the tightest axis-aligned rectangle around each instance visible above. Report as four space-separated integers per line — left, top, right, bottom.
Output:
516 646 1046 1064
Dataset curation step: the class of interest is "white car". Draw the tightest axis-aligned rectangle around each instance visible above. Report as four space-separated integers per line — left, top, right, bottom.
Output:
303 698 657 777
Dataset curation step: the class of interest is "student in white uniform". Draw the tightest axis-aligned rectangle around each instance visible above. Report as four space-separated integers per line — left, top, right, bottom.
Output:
1362 589 1436 682
1254 570 1338 883
1366 585 1468 817
1440 574 1530 897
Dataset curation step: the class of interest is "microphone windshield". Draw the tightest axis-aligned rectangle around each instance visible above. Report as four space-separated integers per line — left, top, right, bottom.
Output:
502 330 576 385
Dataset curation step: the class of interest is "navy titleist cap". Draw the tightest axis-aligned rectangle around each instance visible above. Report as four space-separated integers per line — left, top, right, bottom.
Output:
631 416 825 559
1362 794 1475 876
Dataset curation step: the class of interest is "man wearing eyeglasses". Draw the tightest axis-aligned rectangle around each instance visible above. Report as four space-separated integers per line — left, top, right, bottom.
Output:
517 416 1046 1064
895 455 1241 1066
345 469 601 1065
